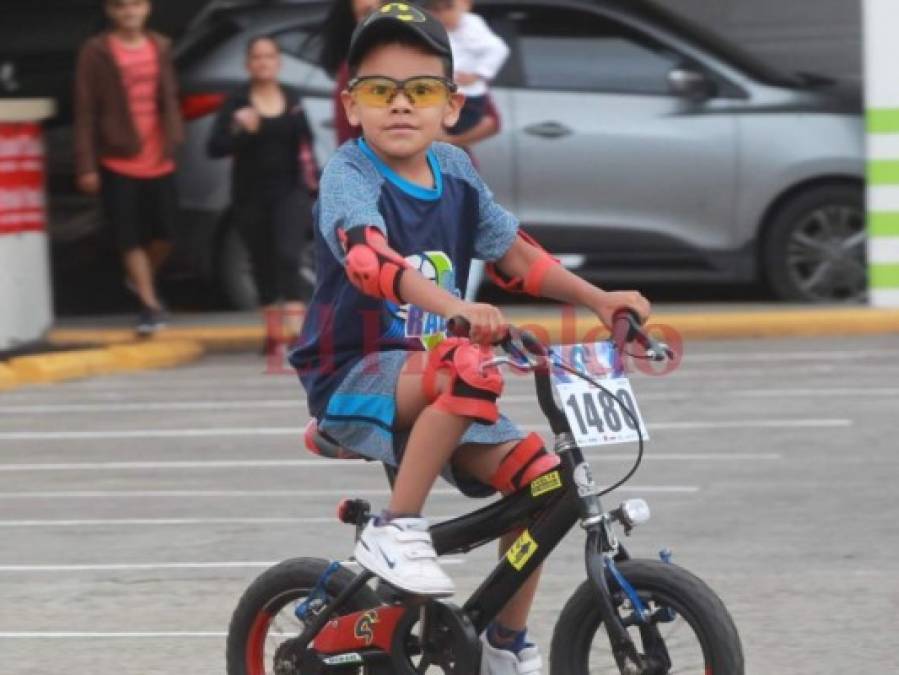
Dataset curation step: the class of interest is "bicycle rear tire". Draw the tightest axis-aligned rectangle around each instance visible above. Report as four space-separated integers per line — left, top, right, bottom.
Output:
226 557 381 675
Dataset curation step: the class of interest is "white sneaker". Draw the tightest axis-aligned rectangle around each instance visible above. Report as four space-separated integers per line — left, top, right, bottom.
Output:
480 633 542 675
353 517 455 597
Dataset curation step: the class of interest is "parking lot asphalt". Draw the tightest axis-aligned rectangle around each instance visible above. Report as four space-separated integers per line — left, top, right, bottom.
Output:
1 333 898 674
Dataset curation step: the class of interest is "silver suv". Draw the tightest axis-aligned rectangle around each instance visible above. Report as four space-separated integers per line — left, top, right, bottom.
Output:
177 0 865 306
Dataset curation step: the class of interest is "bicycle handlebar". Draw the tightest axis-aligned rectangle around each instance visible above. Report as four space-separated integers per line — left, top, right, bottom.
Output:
447 309 667 359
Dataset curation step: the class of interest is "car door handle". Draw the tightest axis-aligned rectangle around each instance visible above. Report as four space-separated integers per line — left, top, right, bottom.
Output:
523 121 572 138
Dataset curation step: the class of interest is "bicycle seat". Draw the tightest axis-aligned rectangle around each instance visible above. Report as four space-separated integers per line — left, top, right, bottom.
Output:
303 419 365 461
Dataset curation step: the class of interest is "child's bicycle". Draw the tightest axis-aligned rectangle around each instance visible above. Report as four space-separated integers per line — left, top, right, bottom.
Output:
226 311 744 675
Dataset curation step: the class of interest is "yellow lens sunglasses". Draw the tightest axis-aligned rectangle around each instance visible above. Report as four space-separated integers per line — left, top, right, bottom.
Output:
348 76 459 108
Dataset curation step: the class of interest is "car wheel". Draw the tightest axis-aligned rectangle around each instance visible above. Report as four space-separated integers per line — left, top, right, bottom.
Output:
763 184 866 303
218 226 259 310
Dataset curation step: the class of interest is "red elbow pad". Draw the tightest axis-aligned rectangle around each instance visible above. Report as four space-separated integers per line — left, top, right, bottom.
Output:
339 226 411 304
486 230 560 296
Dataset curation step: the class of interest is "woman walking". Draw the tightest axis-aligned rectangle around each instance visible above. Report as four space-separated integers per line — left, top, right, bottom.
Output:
207 36 318 350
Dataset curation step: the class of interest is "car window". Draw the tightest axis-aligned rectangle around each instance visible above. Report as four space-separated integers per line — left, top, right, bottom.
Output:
176 14 242 69
510 6 682 95
275 28 323 64
273 27 333 92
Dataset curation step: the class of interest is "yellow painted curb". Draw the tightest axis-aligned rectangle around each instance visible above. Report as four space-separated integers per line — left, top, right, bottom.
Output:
49 327 264 352
46 307 899 355
161 326 264 351
8 347 148 385
48 328 136 346
108 340 205 370
0 364 18 390
2 341 205 390
9 352 92 384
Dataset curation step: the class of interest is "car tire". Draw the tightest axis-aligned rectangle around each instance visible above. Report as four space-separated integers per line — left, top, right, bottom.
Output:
217 225 317 311
762 183 866 303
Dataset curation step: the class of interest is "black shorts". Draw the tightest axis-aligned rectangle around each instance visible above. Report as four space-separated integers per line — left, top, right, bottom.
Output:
447 95 487 136
100 168 177 252
230 188 313 305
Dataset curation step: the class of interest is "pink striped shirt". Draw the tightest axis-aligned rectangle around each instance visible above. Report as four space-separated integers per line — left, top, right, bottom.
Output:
101 35 175 178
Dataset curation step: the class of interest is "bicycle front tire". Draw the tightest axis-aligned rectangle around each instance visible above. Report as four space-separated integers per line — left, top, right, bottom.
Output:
549 559 744 675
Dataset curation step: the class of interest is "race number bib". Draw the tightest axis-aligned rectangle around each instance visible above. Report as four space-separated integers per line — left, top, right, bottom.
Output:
550 342 649 447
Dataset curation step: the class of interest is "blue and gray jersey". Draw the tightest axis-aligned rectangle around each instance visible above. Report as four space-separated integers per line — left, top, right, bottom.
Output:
290 138 519 418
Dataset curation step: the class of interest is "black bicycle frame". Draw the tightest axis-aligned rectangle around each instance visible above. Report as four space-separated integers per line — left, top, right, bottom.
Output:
430 448 581 633
295 350 646 670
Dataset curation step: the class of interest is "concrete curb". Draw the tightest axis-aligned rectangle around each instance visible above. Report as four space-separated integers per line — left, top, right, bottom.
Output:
47 307 899 354
49 327 264 353
2 339 205 390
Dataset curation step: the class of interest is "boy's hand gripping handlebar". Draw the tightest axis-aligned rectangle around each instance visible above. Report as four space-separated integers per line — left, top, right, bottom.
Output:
447 310 673 363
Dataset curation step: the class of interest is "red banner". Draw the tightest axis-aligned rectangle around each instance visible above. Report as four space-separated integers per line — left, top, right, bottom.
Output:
0 122 46 235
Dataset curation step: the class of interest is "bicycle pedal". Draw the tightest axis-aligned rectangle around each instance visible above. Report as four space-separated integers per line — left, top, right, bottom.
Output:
336 498 371 525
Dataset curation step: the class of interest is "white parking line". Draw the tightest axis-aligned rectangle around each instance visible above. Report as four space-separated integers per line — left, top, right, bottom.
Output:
0 559 466 572
0 455 776 472
0 427 303 440
0 418 851 441
729 388 899 398
0 561 278 571
0 400 306 414
526 419 852 432
682 348 899 363
0 488 454 498
0 459 349 471
0 632 228 639
3 388 896 416
0 485 701 499
0 516 337 527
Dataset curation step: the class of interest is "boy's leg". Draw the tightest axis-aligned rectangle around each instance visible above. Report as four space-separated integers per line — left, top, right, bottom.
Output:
123 247 162 310
102 169 163 312
454 442 543 632
389 351 473 514
146 239 171 272
140 174 176 302
353 350 492 596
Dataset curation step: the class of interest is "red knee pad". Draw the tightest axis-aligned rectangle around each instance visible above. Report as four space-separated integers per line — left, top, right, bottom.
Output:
490 433 561 494
422 338 503 424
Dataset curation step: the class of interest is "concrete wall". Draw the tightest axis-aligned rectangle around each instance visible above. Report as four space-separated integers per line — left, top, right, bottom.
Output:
669 0 862 80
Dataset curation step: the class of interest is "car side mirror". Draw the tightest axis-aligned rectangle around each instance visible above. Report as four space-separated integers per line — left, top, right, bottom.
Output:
667 67 715 100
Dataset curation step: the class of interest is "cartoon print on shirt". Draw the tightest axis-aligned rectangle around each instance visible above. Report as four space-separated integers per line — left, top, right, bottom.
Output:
383 250 459 349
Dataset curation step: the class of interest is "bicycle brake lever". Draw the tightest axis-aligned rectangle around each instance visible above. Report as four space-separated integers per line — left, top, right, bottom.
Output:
612 310 675 363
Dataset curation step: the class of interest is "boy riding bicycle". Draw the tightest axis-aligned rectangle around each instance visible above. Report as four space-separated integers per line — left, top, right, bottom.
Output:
289 4 650 673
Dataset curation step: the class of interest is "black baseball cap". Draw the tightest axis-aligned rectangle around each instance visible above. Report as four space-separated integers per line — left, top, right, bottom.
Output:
347 2 454 73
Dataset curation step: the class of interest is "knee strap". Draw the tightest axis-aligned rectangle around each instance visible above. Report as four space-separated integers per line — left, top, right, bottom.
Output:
490 433 560 494
422 338 503 425
486 230 560 297
338 226 411 304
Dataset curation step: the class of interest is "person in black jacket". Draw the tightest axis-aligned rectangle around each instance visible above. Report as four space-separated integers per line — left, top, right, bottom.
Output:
207 35 318 348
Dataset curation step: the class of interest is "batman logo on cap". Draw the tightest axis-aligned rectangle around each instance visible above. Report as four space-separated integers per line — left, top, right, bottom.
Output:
377 2 427 23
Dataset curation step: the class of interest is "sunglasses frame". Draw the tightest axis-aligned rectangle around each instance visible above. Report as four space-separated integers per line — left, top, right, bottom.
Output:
347 75 459 108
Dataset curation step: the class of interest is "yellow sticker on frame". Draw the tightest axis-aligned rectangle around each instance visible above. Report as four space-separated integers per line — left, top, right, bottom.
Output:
530 471 562 497
506 530 538 571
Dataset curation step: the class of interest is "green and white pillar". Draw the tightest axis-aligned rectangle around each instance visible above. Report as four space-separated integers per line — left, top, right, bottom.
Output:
865 0 899 306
